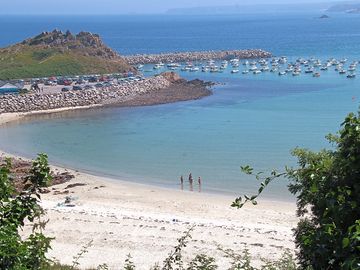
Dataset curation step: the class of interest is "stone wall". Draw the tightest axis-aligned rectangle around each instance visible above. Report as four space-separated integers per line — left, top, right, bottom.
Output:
124 49 272 65
0 76 171 114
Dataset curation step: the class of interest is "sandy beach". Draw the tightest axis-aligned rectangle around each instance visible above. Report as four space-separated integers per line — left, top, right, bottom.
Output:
0 112 298 269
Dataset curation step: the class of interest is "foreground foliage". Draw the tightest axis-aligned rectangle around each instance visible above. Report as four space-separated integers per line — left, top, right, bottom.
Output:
233 111 360 270
0 154 53 269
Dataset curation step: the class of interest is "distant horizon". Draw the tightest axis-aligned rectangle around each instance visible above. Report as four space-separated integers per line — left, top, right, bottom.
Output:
0 0 351 15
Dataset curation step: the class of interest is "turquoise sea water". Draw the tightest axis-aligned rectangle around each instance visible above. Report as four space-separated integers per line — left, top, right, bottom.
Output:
0 13 360 200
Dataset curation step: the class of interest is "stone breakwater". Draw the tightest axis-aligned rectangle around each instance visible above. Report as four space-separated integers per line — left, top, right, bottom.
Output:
0 76 173 114
124 49 272 65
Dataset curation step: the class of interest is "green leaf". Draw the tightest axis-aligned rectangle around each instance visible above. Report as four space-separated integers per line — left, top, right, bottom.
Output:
342 238 350 248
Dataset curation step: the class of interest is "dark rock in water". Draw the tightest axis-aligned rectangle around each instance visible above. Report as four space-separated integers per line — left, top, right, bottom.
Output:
320 14 330 19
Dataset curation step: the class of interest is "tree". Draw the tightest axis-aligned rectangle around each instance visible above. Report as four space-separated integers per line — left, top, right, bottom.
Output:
0 153 53 269
232 111 360 270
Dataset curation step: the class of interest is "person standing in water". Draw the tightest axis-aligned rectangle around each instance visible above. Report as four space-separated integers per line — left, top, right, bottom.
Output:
189 173 193 191
180 175 184 190
198 176 202 192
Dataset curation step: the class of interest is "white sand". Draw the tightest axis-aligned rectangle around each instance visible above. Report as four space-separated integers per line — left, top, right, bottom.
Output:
0 105 101 126
0 112 298 269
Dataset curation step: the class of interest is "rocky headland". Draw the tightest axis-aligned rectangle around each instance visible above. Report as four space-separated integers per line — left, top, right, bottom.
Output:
0 73 212 114
0 30 133 80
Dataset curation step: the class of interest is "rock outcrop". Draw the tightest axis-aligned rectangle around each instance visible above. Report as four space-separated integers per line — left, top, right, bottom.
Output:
20 29 120 60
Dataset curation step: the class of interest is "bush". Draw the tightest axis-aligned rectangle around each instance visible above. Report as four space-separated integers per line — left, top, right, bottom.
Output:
0 154 53 269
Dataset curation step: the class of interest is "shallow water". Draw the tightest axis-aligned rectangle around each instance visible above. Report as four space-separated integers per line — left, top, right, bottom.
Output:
0 13 360 200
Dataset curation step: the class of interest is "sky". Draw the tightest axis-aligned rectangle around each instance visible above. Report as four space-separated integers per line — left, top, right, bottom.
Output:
0 0 344 15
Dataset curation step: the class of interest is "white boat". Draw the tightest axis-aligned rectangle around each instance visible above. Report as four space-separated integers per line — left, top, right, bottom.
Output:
292 71 301 76
278 71 286 76
313 72 321 78
253 70 262 74
221 60 228 65
190 67 200 72
335 65 343 71
347 73 356 78
231 69 239 74
339 70 346 75
230 59 239 65
279 57 287 64
210 66 219 73
242 70 249 74
153 64 162 70
167 63 180 68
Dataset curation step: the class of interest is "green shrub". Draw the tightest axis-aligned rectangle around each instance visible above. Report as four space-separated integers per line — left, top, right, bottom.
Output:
0 154 53 269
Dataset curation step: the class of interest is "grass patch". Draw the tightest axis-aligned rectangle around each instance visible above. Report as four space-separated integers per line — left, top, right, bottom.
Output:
0 46 131 80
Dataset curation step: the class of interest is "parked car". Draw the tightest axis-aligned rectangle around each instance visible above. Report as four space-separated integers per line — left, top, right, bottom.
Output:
102 82 112 87
94 83 103 88
72 85 83 91
44 81 56 86
84 85 96 90
63 80 72 86
88 77 98 83
61 87 70 92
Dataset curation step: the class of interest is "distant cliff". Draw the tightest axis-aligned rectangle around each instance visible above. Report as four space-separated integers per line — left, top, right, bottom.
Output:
167 3 330 15
0 30 133 80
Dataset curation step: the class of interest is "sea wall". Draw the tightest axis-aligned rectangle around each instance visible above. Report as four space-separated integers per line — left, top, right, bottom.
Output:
0 76 172 113
124 49 272 65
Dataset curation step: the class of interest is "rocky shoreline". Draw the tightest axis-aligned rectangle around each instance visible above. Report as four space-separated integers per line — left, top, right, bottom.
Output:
124 49 272 65
0 73 212 114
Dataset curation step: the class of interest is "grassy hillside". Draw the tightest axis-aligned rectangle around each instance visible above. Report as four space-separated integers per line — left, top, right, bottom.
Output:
0 30 133 80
